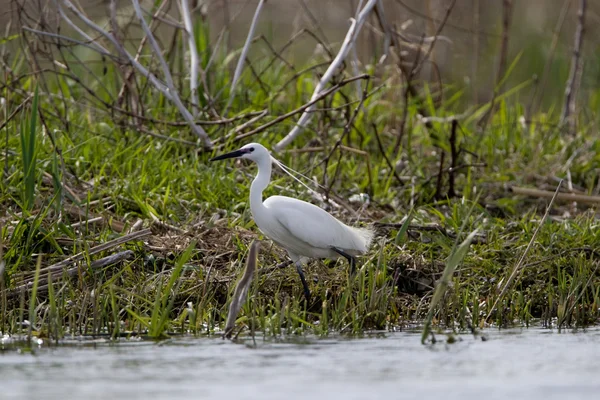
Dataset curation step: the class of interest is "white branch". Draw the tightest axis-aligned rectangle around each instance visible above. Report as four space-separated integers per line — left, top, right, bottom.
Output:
58 1 170 96
224 0 266 115
350 43 362 98
57 0 212 148
130 0 211 147
179 0 200 116
376 0 391 63
273 0 378 152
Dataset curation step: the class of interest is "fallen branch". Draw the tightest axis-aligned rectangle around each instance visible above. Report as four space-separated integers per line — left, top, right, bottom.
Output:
510 185 600 205
7 250 136 299
23 228 151 279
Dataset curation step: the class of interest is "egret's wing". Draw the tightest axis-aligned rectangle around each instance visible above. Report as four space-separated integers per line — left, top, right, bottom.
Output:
265 196 360 251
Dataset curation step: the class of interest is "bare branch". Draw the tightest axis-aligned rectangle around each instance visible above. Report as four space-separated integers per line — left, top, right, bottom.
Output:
229 74 370 144
273 0 378 152
561 0 586 132
179 0 201 116
224 0 266 115
412 0 457 76
130 0 212 147
375 0 391 63
54 0 212 147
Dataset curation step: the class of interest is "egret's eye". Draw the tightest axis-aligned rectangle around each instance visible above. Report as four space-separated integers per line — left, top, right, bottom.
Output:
248 147 255 152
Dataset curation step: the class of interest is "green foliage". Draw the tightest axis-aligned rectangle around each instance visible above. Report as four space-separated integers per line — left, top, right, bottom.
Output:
126 243 195 339
1 17 599 343
422 229 480 344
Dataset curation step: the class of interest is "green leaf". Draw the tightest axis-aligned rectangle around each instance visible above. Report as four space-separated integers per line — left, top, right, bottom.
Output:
394 208 414 245
421 229 480 345
20 85 39 211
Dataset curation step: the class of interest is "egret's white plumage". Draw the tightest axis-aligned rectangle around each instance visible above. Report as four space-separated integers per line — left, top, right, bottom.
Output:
210 143 374 301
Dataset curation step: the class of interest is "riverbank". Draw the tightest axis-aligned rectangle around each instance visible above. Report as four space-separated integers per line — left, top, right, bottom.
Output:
1 0 599 339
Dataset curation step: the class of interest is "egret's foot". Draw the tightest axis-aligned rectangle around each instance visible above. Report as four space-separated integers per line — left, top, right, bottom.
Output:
295 261 311 304
331 247 357 275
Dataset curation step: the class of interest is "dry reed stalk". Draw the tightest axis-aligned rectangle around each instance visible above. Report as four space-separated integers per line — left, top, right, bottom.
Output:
561 0 586 133
223 240 260 339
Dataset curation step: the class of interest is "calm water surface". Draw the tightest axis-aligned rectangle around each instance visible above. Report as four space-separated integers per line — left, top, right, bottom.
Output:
1 327 599 400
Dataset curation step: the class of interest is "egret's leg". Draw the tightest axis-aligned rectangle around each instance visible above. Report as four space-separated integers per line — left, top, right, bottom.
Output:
295 261 311 303
331 247 357 275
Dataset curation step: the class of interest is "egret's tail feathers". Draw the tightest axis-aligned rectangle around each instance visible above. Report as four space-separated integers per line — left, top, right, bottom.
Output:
349 225 375 254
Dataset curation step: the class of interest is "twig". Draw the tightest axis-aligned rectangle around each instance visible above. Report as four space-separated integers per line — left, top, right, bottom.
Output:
395 0 500 38
179 0 201 116
477 0 513 131
434 149 446 198
228 74 370 143
412 0 457 76
497 0 513 94
322 77 371 196
56 0 212 147
227 109 268 138
472 0 479 103
372 123 405 188
224 0 266 115
136 125 197 146
112 109 265 127
152 220 188 234
298 0 332 56
116 0 170 117
7 251 135 298
448 119 459 198
22 27 116 59
510 185 600 205
375 0 391 62
273 0 378 152
0 95 31 133
529 0 571 115
561 0 586 133
485 181 563 324
130 0 212 147
23 228 152 278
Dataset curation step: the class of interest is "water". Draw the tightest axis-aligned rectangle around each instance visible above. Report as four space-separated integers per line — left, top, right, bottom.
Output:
1 327 600 400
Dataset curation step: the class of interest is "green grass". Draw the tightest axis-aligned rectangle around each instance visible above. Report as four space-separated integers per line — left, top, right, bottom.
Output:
1 12 600 342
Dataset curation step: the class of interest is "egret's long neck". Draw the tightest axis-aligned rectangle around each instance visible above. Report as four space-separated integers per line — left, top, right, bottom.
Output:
249 156 272 218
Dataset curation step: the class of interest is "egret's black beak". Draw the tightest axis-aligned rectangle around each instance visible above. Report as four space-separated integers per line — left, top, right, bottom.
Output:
209 149 246 162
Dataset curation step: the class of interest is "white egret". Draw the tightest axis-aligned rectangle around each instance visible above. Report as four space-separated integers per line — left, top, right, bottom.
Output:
210 143 374 302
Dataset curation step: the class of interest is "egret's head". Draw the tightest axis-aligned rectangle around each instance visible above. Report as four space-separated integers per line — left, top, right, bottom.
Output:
209 143 269 163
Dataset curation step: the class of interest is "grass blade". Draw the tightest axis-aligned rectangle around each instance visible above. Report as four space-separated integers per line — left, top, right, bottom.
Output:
20 84 39 211
422 229 479 344
224 240 260 339
27 254 42 345
394 208 415 245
